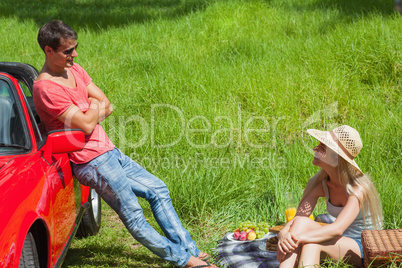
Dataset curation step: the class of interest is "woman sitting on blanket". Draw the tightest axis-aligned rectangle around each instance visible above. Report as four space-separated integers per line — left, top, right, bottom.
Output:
277 125 383 267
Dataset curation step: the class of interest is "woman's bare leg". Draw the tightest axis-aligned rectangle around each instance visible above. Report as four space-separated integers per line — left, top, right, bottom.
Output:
279 248 299 268
279 217 323 268
298 236 362 267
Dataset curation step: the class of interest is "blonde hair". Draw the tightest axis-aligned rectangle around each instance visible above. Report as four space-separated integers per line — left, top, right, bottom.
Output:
301 158 383 229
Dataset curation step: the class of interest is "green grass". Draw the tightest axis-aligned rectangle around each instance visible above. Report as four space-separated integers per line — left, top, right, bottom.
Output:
1 0 401 267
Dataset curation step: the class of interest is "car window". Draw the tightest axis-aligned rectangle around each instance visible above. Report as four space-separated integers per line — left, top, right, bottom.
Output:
0 79 30 154
19 81 46 146
19 80 31 96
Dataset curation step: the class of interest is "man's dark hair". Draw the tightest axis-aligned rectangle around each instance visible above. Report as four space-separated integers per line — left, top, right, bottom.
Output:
37 20 77 52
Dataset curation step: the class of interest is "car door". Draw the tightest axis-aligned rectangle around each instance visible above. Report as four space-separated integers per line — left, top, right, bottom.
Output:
9 68 79 264
45 153 77 262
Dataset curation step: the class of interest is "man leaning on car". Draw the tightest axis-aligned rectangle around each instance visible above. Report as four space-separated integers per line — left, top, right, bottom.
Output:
33 20 216 268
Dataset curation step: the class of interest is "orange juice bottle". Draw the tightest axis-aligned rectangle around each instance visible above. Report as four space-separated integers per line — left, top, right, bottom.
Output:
285 192 315 222
285 192 297 222
285 207 297 222
285 208 314 222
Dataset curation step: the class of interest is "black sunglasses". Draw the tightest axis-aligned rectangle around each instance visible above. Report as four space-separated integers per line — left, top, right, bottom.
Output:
61 43 79 55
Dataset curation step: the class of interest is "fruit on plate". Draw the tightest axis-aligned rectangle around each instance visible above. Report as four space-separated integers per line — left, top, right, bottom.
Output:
233 221 270 241
239 231 248 241
233 231 241 240
247 230 256 240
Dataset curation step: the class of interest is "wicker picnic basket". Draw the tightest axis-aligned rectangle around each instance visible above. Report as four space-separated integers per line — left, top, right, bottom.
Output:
361 229 402 267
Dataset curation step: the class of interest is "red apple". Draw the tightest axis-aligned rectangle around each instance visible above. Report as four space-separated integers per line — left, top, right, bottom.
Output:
239 231 248 241
233 231 241 240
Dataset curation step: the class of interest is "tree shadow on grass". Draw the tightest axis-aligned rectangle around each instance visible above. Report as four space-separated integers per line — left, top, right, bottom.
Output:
1 0 397 32
262 0 398 36
279 0 397 18
0 0 211 31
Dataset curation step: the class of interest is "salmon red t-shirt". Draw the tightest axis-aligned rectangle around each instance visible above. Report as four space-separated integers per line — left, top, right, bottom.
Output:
33 63 114 164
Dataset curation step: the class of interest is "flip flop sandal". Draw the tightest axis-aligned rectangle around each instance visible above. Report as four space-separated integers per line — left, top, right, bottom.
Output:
192 261 213 268
201 256 211 261
197 253 211 261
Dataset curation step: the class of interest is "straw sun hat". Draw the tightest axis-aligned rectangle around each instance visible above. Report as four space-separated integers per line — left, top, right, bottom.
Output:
307 125 363 174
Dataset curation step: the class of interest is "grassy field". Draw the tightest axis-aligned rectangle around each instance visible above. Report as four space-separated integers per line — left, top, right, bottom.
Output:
1 0 401 267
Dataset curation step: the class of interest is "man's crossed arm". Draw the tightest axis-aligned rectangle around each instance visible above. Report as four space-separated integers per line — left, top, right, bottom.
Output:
57 82 113 135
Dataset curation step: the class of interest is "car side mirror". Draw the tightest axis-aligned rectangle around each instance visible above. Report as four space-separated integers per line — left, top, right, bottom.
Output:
42 129 85 163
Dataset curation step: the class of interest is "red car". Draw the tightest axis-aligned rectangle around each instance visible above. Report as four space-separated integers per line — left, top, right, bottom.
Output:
0 62 102 267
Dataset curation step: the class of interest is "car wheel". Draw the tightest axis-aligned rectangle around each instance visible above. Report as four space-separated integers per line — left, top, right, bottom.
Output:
19 232 39 268
77 188 102 237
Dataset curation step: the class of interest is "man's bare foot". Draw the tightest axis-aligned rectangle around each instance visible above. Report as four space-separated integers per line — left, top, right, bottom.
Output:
197 252 211 260
184 256 217 268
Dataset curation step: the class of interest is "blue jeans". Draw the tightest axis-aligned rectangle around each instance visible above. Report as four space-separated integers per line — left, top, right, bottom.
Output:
72 148 199 267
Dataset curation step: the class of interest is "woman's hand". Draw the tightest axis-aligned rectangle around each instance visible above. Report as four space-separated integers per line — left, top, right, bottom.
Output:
278 230 299 255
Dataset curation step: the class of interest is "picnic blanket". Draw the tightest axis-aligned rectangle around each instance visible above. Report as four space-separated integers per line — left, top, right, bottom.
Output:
213 233 280 268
